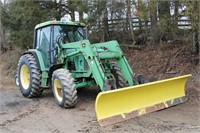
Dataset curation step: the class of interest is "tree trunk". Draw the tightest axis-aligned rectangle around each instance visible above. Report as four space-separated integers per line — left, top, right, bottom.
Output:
192 1 200 55
110 0 114 31
158 1 171 41
56 0 62 21
174 1 179 30
193 30 199 54
150 0 158 44
103 7 109 42
127 0 135 43
68 0 76 21
79 11 83 22
70 10 75 21
137 0 142 31
0 0 6 52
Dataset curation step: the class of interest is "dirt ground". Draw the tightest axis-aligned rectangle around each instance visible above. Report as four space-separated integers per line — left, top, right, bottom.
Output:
0 42 200 133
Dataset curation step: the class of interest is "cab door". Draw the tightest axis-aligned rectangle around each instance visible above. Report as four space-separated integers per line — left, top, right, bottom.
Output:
35 26 52 69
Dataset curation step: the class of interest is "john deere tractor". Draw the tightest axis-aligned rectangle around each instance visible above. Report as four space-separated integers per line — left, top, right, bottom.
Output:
16 21 134 107
16 21 191 126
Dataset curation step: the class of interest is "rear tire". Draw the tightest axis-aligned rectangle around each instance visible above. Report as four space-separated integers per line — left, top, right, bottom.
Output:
52 69 77 108
17 54 43 97
110 62 128 89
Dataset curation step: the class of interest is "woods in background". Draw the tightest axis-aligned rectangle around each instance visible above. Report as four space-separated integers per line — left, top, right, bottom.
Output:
0 0 199 54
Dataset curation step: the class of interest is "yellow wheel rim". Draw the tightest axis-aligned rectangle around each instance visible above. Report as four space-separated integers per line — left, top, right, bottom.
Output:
20 64 30 90
54 79 63 102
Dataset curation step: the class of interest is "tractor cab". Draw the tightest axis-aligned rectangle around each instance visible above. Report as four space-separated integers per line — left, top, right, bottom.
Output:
34 21 86 48
33 21 86 66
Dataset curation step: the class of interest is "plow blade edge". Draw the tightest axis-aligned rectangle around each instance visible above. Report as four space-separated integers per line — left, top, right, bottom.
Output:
95 74 192 126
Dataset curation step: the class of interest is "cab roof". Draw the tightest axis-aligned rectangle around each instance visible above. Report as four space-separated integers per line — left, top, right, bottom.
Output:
35 21 85 30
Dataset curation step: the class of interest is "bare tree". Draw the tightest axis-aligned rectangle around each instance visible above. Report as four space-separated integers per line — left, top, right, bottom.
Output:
191 1 200 55
174 1 179 30
149 0 158 44
127 0 135 44
0 0 6 52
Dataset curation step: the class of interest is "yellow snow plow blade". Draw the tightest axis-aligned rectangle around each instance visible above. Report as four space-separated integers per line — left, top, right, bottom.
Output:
95 74 191 126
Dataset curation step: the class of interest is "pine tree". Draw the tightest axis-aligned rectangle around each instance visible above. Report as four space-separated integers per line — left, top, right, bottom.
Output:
1 0 49 48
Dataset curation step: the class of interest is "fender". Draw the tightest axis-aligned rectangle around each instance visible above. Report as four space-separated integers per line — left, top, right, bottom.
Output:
23 49 47 71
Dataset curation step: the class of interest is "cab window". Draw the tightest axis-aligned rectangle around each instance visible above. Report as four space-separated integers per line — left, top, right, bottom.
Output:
36 26 51 50
53 25 85 44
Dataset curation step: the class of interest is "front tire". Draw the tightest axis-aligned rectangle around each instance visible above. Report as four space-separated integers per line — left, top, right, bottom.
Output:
110 62 128 89
17 54 42 97
52 69 77 108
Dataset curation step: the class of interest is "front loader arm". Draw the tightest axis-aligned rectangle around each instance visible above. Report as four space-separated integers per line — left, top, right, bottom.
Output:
62 40 135 91
93 41 135 86
62 40 108 91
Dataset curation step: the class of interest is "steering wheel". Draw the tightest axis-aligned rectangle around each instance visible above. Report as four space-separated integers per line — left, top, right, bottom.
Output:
56 35 64 46
54 36 62 58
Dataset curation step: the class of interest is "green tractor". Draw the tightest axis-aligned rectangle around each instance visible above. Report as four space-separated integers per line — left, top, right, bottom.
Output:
16 21 134 108
16 21 191 126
